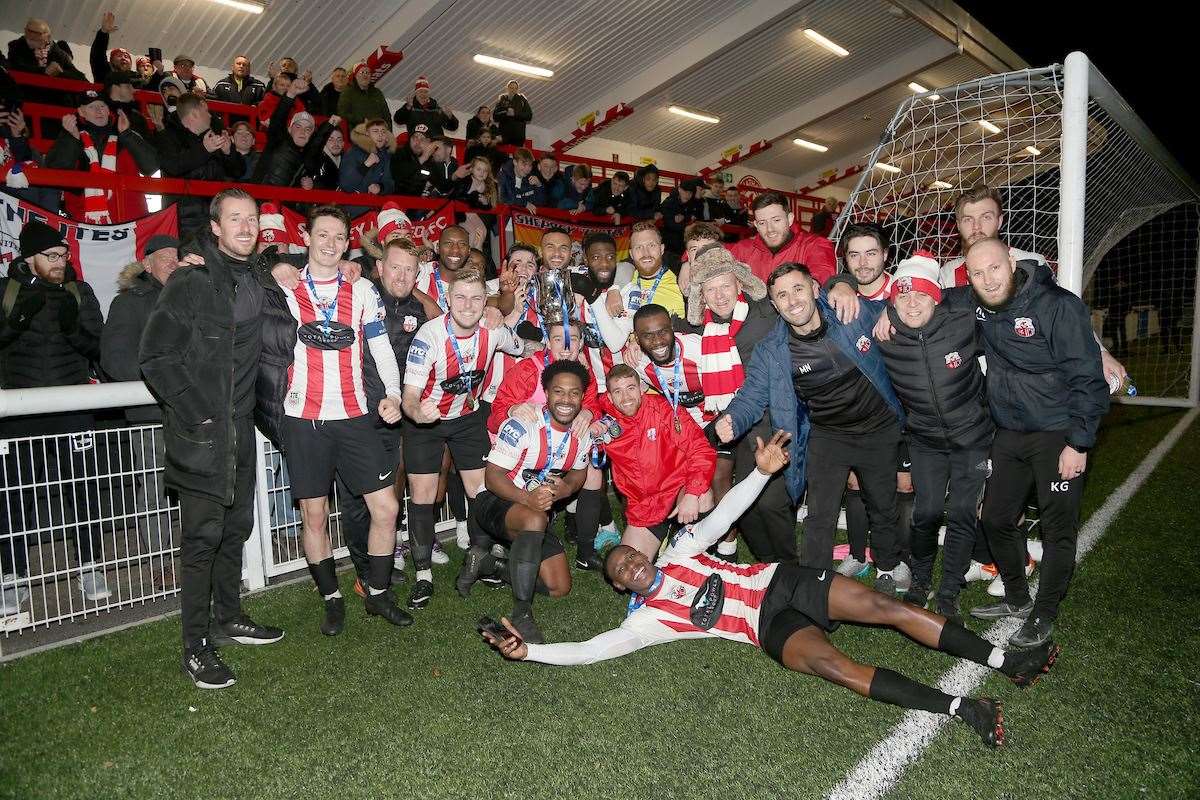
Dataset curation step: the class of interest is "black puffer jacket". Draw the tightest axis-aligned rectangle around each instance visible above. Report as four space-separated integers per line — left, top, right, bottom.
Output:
253 271 297 449
252 94 336 187
101 266 164 421
0 259 102 389
209 73 267 106
877 302 992 451
154 113 244 234
947 261 1110 450
393 96 459 138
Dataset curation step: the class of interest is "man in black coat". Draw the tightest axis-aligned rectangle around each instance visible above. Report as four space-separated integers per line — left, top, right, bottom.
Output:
958 238 1110 647
875 253 994 623
7 19 86 101
493 80 532 146
88 10 132 87
139 190 284 690
390 130 434 199
154 94 243 238
209 55 266 106
251 85 339 187
393 75 458 139
0 220 108 611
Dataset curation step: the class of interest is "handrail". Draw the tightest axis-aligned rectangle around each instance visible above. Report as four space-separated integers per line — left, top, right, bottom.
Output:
0 381 156 418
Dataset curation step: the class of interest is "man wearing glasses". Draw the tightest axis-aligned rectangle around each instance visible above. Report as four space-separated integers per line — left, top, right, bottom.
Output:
0 220 107 616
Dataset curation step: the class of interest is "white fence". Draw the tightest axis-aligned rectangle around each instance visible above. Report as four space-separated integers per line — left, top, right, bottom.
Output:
0 384 456 657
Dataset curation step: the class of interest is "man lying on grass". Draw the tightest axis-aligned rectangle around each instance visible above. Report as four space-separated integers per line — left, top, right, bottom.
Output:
481 431 1059 748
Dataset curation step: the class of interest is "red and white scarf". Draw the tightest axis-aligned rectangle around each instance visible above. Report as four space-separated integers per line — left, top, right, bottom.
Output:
79 130 117 224
699 295 748 412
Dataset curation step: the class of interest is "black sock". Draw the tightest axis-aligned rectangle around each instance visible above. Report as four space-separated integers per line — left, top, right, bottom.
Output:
409 502 436 571
896 491 914 559
845 490 869 560
575 488 605 559
937 621 997 667
509 530 545 616
467 513 492 549
368 554 393 593
447 472 467 521
598 491 613 526
868 667 955 715
307 557 339 597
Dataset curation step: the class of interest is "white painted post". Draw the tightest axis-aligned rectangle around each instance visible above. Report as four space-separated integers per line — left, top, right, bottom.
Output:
1058 52 1090 298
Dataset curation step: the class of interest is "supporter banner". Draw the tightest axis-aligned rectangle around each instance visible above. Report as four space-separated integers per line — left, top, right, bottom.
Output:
264 202 456 258
364 45 404 83
511 211 630 264
0 191 177 317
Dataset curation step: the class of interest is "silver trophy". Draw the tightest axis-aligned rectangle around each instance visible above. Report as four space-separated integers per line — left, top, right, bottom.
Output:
535 267 576 325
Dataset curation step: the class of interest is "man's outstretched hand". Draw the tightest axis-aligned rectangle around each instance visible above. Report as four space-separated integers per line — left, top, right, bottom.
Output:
480 616 527 660
753 429 791 475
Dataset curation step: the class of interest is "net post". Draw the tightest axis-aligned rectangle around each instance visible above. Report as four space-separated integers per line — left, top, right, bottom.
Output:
1058 52 1090 297
1189 213 1200 407
242 428 273 591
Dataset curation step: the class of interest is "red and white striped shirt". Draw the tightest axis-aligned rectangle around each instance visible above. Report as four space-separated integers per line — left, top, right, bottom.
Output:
858 272 895 301
578 301 616 394
405 315 523 420
636 333 715 426
940 247 1048 288
283 270 400 420
416 261 452 312
489 413 592 489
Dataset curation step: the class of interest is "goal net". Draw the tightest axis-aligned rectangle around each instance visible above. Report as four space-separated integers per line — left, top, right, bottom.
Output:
831 52 1200 407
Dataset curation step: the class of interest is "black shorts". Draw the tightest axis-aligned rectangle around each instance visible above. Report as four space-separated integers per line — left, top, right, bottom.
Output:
470 490 565 559
897 434 911 473
758 562 840 665
402 411 490 474
280 415 394 500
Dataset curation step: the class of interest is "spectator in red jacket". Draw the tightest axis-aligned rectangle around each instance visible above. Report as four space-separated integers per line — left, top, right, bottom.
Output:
596 364 715 559
728 192 837 285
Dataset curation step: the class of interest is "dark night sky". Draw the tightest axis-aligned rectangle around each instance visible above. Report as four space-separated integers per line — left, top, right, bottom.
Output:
956 2 1196 183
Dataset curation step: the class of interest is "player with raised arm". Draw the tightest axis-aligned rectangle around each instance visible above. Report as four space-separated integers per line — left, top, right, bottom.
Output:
459 361 594 642
482 431 1060 749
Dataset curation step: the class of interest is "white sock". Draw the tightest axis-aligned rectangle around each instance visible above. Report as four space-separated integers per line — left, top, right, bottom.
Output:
368 586 386 595
948 696 962 717
417 569 433 583
716 540 738 556
323 589 342 601
987 647 1006 669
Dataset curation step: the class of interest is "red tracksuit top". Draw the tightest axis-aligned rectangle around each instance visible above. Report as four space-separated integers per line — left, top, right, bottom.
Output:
727 222 837 286
598 393 716 527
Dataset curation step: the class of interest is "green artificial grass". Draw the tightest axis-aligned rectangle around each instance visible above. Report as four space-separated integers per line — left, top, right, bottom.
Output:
0 406 1195 800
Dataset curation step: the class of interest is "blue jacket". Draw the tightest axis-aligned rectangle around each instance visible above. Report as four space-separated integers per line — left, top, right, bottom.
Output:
498 160 545 206
723 294 904 502
339 144 394 195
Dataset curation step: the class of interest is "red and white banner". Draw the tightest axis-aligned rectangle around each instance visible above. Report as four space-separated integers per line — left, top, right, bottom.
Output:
0 191 178 316
364 45 404 83
264 202 457 258
511 211 631 263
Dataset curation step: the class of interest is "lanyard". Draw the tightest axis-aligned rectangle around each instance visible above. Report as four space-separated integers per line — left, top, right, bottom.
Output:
627 569 664 616
305 269 343 332
537 407 572 483
444 315 479 396
635 268 666 307
651 345 683 423
433 266 448 312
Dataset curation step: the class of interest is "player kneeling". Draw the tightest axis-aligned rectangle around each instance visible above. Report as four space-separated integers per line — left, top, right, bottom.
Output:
459 361 593 643
481 431 1059 748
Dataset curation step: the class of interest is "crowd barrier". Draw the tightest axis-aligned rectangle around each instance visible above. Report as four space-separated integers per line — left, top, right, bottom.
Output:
0 385 456 658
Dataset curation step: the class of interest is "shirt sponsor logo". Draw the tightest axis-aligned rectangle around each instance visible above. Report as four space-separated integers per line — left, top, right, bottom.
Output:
944 351 962 369
855 335 871 353
1014 317 1036 337
402 315 418 333
498 419 525 448
407 338 429 364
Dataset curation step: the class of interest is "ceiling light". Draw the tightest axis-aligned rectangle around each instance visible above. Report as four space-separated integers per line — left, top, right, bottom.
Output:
803 29 849 57
1025 145 1042 156
668 105 719 124
793 138 828 152
929 180 953 189
908 81 939 100
978 119 1002 135
473 54 553 78
874 162 902 174
208 0 266 13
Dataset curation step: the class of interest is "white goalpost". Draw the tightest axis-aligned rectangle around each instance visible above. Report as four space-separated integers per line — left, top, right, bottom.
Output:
831 51 1200 408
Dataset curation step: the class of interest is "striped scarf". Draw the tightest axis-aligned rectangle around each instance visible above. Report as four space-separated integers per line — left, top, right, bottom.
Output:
699 295 748 412
79 130 118 224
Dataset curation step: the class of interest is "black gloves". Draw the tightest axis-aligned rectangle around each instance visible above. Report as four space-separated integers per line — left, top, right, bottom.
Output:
7 289 45 331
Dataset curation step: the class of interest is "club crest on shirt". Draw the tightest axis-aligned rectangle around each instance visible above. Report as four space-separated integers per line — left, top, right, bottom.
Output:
944 351 962 369
895 276 912 293
1014 317 1036 337
855 335 871 353
498 419 525 448
402 315 418 332
261 229 277 243
670 585 687 601
646 427 657 441
407 338 429 364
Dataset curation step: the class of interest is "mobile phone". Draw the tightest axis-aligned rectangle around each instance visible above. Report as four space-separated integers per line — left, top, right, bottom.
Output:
148 47 162 63
476 616 513 642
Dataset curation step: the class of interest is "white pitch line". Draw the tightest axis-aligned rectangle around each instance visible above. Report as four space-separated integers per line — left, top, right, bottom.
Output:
828 407 1198 800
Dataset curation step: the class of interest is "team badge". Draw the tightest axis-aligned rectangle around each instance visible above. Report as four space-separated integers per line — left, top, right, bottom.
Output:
261 229 276 243
646 427 657 441
855 335 871 353
895 276 912 293
402 315 418 332
1014 317 1036 337
670 585 687 601
944 351 962 369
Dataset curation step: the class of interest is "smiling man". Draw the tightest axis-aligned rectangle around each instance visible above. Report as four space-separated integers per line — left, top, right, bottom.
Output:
727 192 836 286
482 431 1057 750
459 361 594 642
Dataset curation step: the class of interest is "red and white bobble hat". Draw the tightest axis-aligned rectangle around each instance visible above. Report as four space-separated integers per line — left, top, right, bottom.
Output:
889 250 942 303
414 75 430 92
258 202 287 246
376 202 412 243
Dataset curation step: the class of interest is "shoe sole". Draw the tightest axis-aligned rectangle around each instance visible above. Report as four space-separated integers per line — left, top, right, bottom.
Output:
212 632 285 646
1008 628 1054 650
407 596 432 610
479 577 504 587
1011 643 1061 687
182 665 236 690
969 605 1032 621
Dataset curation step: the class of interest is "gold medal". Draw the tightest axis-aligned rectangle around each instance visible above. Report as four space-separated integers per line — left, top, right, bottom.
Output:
674 416 681 434
465 394 476 411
